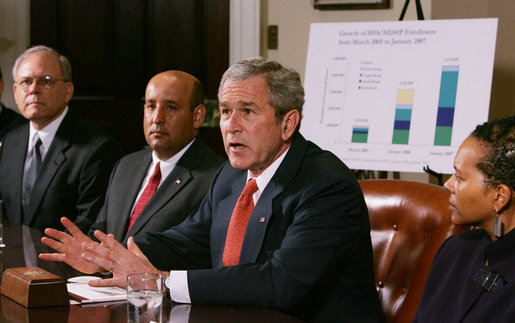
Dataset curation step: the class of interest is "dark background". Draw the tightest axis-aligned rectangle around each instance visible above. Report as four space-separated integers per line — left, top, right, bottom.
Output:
31 0 229 156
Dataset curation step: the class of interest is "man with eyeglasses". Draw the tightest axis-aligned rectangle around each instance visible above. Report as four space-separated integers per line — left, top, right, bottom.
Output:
0 45 123 232
0 66 26 139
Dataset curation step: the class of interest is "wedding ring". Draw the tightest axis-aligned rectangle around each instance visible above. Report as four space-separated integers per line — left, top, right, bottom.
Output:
109 261 115 272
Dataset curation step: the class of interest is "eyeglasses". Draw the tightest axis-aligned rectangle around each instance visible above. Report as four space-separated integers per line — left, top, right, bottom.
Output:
16 75 68 90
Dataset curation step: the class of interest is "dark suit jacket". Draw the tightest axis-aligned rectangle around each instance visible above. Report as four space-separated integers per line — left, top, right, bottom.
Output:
414 228 515 322
136 133 384 322
0 104 26 139
0 111 123 232
88 138 224 244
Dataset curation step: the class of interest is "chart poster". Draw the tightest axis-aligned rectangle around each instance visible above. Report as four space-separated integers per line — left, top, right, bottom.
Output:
301 19 497 173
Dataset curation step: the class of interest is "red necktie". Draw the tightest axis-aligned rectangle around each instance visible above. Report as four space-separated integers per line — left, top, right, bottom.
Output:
223 179 258 266
126 162 161 234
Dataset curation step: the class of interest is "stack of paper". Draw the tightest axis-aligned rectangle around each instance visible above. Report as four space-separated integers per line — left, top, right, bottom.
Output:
67 282 127 304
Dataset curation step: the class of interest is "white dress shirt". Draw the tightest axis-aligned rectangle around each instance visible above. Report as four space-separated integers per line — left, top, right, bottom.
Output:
26 107 68 161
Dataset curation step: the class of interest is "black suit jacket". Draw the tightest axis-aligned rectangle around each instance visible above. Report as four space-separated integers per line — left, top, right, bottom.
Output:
88 138 224 244
136 133 383 322
0 111 123 232
0 104 26 139
414 229 515 322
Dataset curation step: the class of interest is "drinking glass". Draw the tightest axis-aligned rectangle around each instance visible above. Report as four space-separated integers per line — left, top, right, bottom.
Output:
127 273 163 323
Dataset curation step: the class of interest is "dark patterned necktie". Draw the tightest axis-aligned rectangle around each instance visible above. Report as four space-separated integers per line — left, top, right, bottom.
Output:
22 134 42 214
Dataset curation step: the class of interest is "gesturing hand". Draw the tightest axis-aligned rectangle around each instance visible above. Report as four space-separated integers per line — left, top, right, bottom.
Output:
39 217 103 274
81 231 168 289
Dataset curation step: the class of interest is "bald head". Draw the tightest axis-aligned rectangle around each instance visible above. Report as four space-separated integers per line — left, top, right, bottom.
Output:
143 70 206 160
148 71 203 111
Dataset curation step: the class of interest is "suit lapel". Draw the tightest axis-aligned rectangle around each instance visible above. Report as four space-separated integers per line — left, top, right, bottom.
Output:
125 139 204 237
24 115 73 225
238 133 310 264
5 125 29 224
126 163 192 237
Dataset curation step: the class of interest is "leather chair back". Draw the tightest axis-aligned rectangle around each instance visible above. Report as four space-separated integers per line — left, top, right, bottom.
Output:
359 179 465 322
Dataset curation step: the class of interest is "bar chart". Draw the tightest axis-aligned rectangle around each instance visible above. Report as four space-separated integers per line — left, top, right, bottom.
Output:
392 89 415 145
352 126 369 143
434 65 459 146
302 19 497 173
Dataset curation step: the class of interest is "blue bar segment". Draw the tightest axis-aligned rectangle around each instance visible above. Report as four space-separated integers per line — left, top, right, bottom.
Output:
435 107 455 127
394 120 411 130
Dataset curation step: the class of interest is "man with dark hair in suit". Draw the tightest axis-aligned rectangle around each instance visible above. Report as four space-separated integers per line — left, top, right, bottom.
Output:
0 45 123 232
0 66 26 139
41 58 383 322
40 71 224 273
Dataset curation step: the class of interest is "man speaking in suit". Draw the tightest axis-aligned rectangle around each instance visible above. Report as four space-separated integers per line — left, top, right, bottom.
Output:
0 46 123 232
41 58 383 322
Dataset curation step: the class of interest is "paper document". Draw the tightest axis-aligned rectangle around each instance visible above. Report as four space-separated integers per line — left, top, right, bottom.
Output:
67 282 127 304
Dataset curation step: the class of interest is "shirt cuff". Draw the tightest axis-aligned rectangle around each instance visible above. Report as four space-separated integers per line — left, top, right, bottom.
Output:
165 270 191 303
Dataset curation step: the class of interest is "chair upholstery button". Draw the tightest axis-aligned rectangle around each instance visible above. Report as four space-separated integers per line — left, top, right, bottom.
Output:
393 224 399 231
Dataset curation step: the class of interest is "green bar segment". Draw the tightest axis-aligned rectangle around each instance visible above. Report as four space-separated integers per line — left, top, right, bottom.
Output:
392 129 410 145
352 132 368 143
434 126 453 146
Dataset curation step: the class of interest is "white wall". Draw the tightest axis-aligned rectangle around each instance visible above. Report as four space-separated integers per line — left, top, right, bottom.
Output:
0 0 30 111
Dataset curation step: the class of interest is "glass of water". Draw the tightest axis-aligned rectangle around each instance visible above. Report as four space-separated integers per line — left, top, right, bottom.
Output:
127 273 163 323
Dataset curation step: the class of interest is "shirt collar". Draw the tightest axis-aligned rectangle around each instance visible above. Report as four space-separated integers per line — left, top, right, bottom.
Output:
28 107 68 156
150 138 196 181
247 146 290 203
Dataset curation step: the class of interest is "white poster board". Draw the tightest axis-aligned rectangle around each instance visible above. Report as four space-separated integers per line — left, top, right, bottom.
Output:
301 19 497 173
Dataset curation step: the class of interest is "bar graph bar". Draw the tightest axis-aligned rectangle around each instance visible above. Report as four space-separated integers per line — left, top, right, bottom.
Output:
352 126 369 143
434 65 459 146
392 89 414 144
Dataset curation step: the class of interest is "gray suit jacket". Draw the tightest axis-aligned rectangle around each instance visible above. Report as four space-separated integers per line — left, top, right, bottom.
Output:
0 111 123 232
88 138 224 244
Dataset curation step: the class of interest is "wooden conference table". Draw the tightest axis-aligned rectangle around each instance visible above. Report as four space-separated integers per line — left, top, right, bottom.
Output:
0 220 303 322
